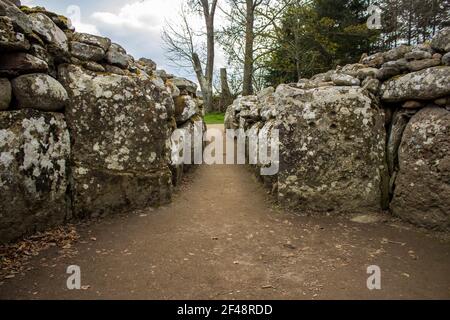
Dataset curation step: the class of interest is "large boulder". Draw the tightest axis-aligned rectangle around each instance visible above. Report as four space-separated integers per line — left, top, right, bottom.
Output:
0 78 11 110
58 64 173 218
391 107 450 230
0 0 32 35
11 73 68 111
0 109 70 243
28 13 69 58
277 86 388 214
0 16 30 51
0 52 48 77
431 27 450 53
381 67 450 102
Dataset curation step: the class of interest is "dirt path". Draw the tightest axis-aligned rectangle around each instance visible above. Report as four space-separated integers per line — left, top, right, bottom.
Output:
1 124 449 299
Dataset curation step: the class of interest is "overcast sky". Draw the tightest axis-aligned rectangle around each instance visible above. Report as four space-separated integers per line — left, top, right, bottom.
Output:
22 0 227 81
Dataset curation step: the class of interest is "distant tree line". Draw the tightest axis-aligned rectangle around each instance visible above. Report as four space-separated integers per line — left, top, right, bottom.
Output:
162 0 450 109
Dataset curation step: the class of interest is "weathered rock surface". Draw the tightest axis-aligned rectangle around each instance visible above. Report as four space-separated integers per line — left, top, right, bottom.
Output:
442 52 450 66
277 86 388 213
0 0 32 35
431 27 450 53
28 13 68 57
0 78 11 110
137 58 157 74
105 43 132 69
406 58 441 72
171 77 197 95
70 41 105 62
0 109 70 243
174 95 199 125
12 73 68 111
381 67 450 102
58 64 173 217
404 50 431 61
383 45 411 62
0 16 30 51
331 73 360 86
362 52 384 68
391 107 450 229
72 32 111 52
0 52 48 77
386 109 416 175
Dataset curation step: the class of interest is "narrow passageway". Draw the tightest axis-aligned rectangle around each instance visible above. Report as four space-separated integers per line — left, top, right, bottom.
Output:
1 125 449 299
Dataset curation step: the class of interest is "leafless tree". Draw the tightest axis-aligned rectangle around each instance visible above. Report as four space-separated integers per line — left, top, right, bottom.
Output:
162 0 218 112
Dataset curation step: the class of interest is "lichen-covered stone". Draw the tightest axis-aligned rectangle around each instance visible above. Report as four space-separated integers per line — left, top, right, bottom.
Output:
404 50 432 61
0 78 11 110
174 95 199 125
83 61 105 73
383 45 411 62
12 73 68 111
105 43 132 69
0 16 30 51
391 107 450 230
331 73 360 86
165 79 181 98
377 66 401 81
58 64 173 217
0 0 32 35
172 77 197 95
70 41 105 61
137 58 157 74
72 32 111 51
28 13 69 58
0 52 48 77
362 78 380 95
440 52 450 66
381 67 450 102
362 52 384 68
406 58 441 72
431 27 450 53
0 109 70 243
277 86 388 214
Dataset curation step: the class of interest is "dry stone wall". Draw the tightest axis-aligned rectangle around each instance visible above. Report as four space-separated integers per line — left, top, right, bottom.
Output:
0 1 204 242
226 27 450 230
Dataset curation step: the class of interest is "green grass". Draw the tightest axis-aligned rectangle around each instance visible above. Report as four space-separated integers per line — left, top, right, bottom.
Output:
204 112 225 125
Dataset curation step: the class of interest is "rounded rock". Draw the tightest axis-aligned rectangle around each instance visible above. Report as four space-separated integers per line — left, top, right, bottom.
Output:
12 73 68 111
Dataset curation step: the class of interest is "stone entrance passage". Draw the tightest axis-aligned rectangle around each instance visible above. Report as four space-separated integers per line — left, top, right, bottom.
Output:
1 125 450 299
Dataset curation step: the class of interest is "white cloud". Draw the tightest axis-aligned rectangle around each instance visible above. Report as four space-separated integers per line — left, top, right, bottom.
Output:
66 5 101 35
21 0 35 5
92 0 182 34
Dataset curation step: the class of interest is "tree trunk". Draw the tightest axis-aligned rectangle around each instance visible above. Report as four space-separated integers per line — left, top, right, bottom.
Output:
192 52 212 113
219 68 233 112
199 0 218 112
242 0 254 96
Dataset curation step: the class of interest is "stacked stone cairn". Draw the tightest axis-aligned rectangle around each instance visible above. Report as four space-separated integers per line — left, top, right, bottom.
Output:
0 0 204 242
